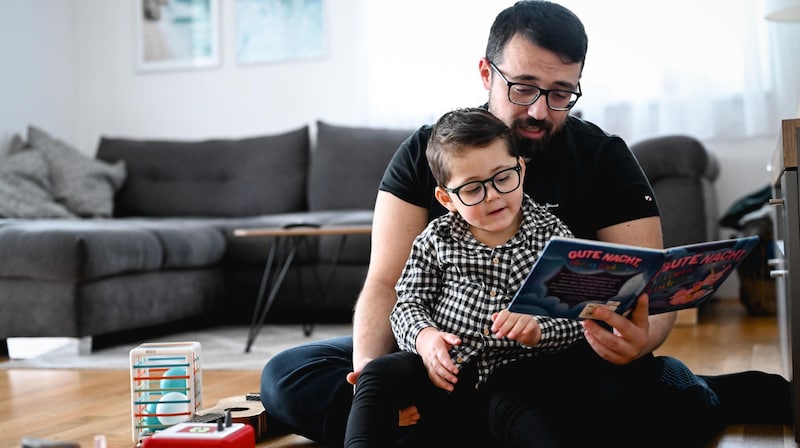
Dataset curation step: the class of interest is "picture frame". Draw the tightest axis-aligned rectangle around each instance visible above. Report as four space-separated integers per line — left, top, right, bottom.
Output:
235 0 327 66
135 0 221 72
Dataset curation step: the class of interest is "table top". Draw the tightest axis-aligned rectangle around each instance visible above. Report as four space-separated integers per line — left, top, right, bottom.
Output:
770 118 800 186
233 224 372 238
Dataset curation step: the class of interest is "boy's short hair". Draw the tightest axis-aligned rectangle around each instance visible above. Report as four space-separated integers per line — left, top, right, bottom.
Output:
426 108 517 186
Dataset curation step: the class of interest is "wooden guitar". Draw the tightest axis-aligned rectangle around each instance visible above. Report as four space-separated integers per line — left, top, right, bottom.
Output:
189 392 268 441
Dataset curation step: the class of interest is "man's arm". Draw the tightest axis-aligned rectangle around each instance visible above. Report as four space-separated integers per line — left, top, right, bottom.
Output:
583 215 677 363
349 191 428 381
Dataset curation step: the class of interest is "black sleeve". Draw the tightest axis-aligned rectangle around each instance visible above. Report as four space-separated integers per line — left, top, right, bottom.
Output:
591 136 660 230
378 124 447 220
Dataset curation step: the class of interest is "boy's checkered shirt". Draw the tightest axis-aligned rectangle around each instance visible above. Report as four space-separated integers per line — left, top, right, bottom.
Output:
391 194 585 387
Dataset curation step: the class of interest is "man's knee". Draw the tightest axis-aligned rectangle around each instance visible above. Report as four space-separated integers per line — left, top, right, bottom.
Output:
262 336 353 390
259 336 355 444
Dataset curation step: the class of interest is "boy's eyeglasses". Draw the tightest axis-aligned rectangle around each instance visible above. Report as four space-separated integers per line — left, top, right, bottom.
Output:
443 163 522 206
488 60 581 111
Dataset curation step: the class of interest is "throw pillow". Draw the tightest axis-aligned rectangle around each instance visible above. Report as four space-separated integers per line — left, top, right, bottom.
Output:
27 125 127 218
0 149 78 218
1 133 26 158
10 133 26 153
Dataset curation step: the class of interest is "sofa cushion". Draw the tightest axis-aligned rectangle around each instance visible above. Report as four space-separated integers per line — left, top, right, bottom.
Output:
309 121 413 210
0 149 78 219
27 126 127 218
117 218 227 269
0 219 225 281
97 127 310 217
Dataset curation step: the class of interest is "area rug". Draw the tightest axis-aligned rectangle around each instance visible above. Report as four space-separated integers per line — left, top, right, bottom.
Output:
0 324 352 370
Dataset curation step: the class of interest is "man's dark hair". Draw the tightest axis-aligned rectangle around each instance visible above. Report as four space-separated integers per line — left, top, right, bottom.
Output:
486 0 588 68
426 108 518 186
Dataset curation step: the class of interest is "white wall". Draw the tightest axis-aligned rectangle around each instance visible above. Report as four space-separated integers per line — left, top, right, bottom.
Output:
0 0 783 228
0 0 77 150
707 135 778 229
706 135 777 297
1 0 368 154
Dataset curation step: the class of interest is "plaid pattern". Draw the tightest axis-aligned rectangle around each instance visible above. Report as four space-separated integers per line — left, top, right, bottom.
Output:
391 195 584 387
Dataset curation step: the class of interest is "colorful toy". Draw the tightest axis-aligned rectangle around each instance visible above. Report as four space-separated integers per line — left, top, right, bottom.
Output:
130 341 202 444
141 411 255 448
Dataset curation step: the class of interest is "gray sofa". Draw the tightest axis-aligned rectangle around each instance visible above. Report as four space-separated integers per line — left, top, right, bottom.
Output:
0 125 719 355
630 134 720 248
0 122 413 353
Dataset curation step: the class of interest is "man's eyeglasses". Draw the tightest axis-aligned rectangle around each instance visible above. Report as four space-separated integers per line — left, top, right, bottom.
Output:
488 61 581 111
443 163 522 206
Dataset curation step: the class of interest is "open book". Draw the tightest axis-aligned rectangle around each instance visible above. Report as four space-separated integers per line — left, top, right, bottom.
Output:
508 236 759 320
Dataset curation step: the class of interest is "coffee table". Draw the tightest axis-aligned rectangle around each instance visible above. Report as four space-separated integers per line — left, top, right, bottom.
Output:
233 224 371 352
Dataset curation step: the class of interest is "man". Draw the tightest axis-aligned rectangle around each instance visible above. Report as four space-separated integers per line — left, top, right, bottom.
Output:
261 1 790 446
345 108 579 447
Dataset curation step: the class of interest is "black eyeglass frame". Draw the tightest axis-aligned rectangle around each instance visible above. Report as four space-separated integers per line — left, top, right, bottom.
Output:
443 163 523 206
488 60 582 111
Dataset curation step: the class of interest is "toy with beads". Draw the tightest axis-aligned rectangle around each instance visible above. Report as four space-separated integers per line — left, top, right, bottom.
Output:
130 341 202 443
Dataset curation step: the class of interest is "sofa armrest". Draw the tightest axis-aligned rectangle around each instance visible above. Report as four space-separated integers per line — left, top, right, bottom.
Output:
631 135 720 247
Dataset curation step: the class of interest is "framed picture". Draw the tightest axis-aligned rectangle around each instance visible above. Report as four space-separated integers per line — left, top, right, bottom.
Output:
236 0 327 65
135 0 221 72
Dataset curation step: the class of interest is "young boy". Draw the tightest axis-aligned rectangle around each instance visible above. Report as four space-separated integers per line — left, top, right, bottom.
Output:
343 107 583 447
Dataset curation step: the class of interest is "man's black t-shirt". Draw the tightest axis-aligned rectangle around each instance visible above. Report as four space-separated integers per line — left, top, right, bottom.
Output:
378 115 659 240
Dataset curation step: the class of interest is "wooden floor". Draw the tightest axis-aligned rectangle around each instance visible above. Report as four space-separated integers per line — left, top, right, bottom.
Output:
0 296 795 447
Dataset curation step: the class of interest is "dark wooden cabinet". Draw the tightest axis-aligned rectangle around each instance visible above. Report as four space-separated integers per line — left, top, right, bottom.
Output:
768 117 800 440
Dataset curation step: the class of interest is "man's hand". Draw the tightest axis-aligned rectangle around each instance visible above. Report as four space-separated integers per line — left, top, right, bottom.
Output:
591 216 674 358
416 327 461 392
491 309 541 346
581 294 650 365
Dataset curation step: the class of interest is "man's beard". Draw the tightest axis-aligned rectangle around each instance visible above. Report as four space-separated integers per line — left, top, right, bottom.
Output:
510 117 553 158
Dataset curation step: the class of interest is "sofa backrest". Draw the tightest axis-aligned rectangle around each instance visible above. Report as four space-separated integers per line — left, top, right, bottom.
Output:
96 127 310 217
308 121 414 211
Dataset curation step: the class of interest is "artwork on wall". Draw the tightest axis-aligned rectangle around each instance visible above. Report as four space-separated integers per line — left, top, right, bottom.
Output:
135 0 221 72
235 0 327 65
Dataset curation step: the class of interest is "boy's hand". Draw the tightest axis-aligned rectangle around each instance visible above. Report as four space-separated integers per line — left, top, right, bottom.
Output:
398 405 420 426
348 362 420 427
491 309 541 346
346 357 374 386
416 327 461 392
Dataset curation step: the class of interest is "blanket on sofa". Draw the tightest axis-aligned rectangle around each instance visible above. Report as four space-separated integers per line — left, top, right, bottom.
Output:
0 126 126 218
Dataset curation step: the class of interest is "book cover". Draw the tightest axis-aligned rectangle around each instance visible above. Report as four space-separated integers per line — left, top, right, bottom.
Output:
508 236 759 320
